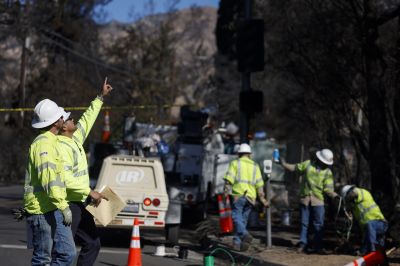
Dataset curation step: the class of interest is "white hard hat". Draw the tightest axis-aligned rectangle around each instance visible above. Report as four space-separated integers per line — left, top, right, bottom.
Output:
226 122 239 135
316 148 334 165
238 143 251 154
341 185 355 198
31 99 65 129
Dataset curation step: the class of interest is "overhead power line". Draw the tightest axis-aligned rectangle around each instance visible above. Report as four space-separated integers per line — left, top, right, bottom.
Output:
40 30 166 84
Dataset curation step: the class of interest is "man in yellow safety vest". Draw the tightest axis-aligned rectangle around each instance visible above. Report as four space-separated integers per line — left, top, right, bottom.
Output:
341 185 387 255
57 77 112 266
24 99 76 265
280 148 339 254
223 143 269 252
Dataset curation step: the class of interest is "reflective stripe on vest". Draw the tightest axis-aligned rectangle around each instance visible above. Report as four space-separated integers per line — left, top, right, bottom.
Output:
76 123 86 141
59 140 79 174
37 162 57 173
24 174 65 193
73 169 88 177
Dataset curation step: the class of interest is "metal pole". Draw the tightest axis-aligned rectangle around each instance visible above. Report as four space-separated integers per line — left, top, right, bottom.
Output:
239 0 252 143
265 173 272 248
19 36 29 128
263 160 272 248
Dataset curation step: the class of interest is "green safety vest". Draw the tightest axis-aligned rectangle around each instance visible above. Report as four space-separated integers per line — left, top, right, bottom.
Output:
223 157 264 200
24 131 69 214
297 160 334 201
58 97 103 202
351 188 385 227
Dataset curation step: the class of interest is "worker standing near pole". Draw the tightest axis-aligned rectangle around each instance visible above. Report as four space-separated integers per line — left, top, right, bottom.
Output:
24 99 76 265
280 148 339 254
340 185 387 255
58 77 112 266
223 143 269 251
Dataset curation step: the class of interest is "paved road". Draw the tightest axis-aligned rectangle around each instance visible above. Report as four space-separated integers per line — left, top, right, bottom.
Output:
0 185 204 266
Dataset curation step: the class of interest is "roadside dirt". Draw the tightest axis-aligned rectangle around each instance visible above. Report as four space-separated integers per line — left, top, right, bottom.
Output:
196 212 400 266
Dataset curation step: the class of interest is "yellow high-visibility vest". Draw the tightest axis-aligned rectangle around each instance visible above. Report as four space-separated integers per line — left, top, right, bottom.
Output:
351 188 385 226
296 160 334 201
58 97 103 202
24 131 69 214
223 157 263 200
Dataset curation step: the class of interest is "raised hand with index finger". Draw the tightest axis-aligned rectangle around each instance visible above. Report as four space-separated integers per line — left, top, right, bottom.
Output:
100 76 113 97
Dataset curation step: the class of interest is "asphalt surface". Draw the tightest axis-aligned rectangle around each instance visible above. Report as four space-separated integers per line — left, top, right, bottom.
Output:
0 185 205 266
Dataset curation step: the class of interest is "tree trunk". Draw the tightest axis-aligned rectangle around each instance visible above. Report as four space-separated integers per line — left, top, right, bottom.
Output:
363 1 393 212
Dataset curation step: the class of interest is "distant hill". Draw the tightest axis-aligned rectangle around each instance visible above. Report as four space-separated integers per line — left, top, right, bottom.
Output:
98 6 218 119
0 6 217 109
99 7 217 61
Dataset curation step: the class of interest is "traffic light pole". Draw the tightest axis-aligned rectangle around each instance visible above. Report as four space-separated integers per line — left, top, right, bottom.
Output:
239 0 252 144
239 75 250 143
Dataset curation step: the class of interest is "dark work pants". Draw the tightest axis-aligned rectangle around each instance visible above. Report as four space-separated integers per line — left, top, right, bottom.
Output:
70 201 101 266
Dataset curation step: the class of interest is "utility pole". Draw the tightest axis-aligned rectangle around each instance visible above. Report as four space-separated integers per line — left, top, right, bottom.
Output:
19 36 30 128
18 1 30 128
239 0 252 143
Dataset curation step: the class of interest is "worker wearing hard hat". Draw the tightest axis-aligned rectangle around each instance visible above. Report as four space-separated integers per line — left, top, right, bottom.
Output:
280 148 339 254
24 99 76 265
341 185 387 255
223 143 269 251
58 77 112 266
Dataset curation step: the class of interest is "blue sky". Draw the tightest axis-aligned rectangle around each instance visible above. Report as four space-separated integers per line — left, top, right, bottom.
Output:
95 0 219 24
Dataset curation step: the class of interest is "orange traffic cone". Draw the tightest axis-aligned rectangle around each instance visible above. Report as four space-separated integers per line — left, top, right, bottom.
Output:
344 249 386 266
217 194 234 233
101 110 110 143
127 218 142 266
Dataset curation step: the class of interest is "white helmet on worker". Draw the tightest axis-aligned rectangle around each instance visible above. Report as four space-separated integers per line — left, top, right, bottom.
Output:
31 99 65 129
316 148 334 165
238 143 252 154
226 122 239 135
341 185 355 199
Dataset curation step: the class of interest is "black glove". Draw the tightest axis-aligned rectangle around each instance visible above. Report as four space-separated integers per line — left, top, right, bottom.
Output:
11 207 27 221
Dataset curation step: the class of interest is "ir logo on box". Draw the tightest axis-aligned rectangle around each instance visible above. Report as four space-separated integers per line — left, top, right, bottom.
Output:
116 169 144 185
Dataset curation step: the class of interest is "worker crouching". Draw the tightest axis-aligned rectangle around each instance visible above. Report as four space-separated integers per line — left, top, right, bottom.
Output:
341 185 387 255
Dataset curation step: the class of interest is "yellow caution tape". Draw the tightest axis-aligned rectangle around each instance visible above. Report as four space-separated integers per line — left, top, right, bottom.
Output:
0 105 188 112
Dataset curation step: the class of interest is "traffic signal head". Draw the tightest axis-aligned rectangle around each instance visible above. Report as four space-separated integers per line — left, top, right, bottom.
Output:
236 19 264 73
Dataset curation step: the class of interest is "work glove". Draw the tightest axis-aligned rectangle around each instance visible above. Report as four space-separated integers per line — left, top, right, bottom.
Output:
344 210 353 221
223 182 232 200
260 198 270 208
11 207 27 221
223 192 230 201
61 207 73 226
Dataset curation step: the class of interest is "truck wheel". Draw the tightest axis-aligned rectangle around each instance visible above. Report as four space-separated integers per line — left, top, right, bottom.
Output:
165 224 180 245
